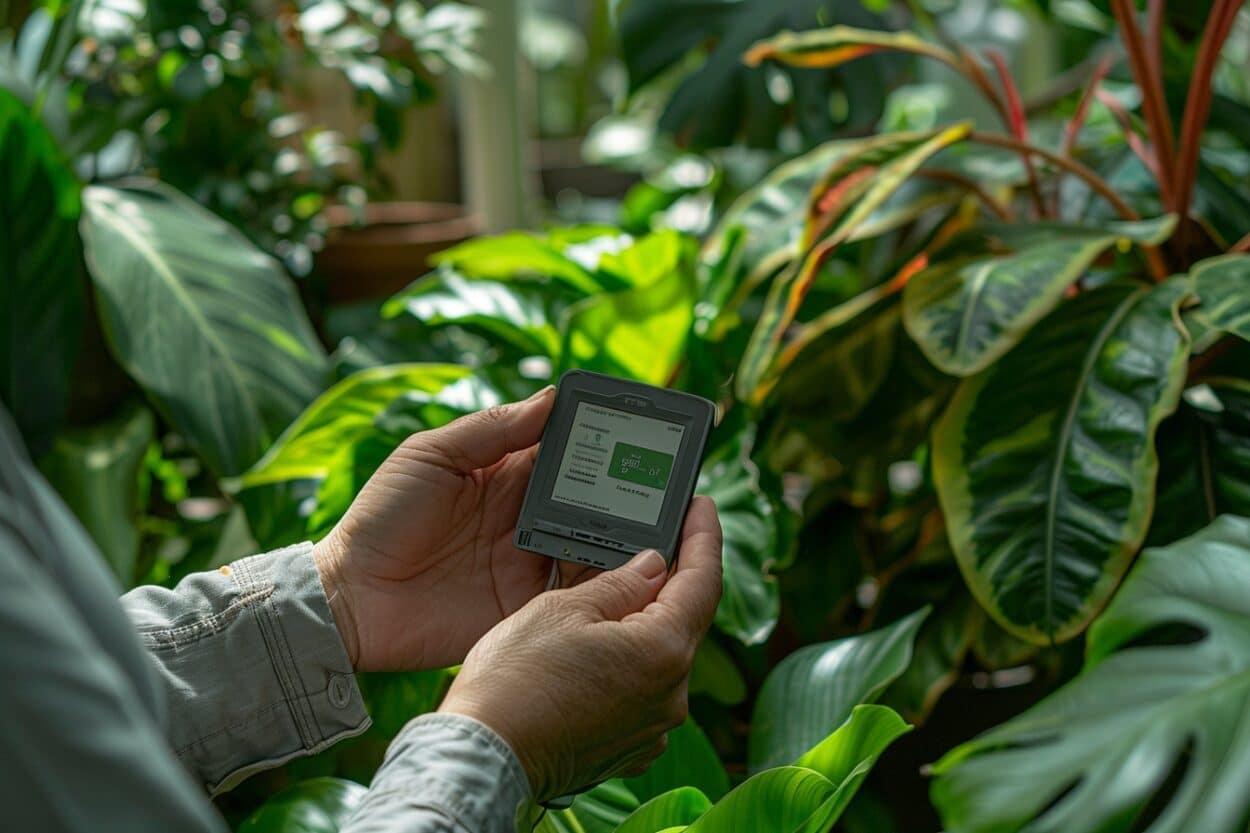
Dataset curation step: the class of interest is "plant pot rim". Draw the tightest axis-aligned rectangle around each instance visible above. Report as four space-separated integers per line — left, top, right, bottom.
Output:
322 201 481 247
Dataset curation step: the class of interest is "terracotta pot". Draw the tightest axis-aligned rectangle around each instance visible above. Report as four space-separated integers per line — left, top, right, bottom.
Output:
316 202 481 304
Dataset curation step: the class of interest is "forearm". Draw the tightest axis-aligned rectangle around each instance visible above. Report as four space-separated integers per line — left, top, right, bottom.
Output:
121 542 370 793
344 714 539 833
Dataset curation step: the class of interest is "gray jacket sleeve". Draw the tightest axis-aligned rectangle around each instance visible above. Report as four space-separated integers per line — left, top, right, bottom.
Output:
121 542 372 794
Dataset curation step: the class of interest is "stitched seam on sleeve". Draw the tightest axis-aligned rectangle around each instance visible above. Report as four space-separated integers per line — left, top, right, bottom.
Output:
236 556 315 748
136 586 275 650
272 590 323 741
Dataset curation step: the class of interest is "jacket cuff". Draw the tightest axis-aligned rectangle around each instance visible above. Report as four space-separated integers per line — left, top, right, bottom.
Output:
129 541 370 794
347 713 539 833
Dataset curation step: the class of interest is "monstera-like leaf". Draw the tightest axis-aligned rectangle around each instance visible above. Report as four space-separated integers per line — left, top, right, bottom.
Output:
0 90 83 456
933 279 1192 644
80 180 327 477
903 216 1176 376
932 515 1250 833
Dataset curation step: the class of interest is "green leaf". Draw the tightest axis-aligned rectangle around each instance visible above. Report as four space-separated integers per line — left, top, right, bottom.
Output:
696 427 793 646
748 608 927 771
619 0 897 150
933 279 1192 644
1187 253 1250 343
0 89 83 457
745 24 959 71
624 718 730 804
736 125 969 403
239 364 476 488
538 780 639 833
932 515 1250 833
382 270 566 357
689 638 747 706
237 776 366 833
560 234 696 386
882 591 976 723
432 231 608 295
37 401 154 583
80 180 327 478
1148 380 1250 546
903 216 1177 376
614 788 711 833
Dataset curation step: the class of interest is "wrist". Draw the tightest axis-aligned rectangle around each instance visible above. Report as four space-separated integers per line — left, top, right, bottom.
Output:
439 689 553 801
312 533 361 669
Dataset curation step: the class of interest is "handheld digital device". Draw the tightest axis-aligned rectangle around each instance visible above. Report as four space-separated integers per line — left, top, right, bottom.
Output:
515 370 715 570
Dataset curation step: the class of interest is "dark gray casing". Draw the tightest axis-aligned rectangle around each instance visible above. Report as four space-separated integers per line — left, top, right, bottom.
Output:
514 369 715 569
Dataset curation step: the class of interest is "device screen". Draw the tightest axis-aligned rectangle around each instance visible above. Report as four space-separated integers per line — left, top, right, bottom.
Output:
550 401 686 526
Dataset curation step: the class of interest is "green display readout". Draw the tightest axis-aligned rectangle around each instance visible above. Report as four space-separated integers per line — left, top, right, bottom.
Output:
608 442 674 490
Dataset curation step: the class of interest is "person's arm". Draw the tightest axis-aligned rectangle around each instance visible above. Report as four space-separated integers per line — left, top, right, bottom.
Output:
0 513 227 832
120 542 371 794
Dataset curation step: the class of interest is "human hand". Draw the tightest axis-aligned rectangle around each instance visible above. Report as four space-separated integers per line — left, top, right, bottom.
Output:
312 387 597 672
437 497 723 802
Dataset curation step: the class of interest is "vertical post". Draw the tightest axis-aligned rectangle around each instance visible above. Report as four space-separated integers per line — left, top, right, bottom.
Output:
457 0 537 232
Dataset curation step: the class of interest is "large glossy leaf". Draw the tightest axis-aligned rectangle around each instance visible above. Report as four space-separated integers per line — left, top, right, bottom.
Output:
237 776 366 833
736 125 969 403
1148 381 1250 546
80 180 327 478
38 401 154 584
1187 253 1250 343
933 279 1192 644
538 780 639 833
382 270 566 357
903 216 1176 376
687 706 909 833
883 591 976 723
696 427 794 646
619 0 896 150
431 230 607 295
239 364 476 488
748 608 927 771
0 89 83 457
614 788 711 833
932 515 1250 833
624 718 729 804
559 232 696 386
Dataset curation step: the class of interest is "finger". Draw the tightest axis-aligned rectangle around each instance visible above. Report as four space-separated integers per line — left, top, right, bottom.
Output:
411 386 555 472
647 496 723 644
560 549 667 621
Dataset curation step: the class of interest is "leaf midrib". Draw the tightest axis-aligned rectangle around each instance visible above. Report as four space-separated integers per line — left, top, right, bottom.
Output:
90 192 262 433
1041 289 1144 640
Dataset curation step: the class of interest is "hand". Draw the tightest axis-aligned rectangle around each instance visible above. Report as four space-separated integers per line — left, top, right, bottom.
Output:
312 387 597 671
438 497 723 802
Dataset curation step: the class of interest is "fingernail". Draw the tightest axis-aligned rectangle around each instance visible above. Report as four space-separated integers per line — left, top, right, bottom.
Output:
527 385 556 402
627 549 666 581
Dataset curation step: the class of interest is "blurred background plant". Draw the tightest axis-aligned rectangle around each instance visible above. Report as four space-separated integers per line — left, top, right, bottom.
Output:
4 0 1250 831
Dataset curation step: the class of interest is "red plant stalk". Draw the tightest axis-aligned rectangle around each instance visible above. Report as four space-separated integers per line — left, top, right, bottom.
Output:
1232 230 1250 254
987 49 1047 218
1172 0 1242 233
1060 54 1114 159
1094 88 1164 181
1109 0 1178 206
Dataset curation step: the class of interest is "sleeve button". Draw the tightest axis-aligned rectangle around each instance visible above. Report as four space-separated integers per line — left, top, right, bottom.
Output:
328 673 352 709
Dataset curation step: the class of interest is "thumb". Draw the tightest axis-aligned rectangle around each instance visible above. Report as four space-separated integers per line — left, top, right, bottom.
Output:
564 550 668 622
410 385 555 471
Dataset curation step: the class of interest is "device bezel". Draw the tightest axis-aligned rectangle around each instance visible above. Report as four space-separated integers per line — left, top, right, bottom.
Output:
515 369 714 566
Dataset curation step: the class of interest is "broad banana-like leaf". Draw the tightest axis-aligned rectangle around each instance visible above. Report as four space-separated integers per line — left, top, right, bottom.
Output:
1149 380 1250 545
736 125 969 403
903 216 1176 376
80 180 327 477
431 230 608 294
1187 253 1250 342
383 270 568 357
749 608 927 771
745 25 959 71
686 706 910 833
932 515 1250 833
239 364 478 487
539 781 639 833
933 279 1191 644
614 788 711 833
237 776 365 833
0 90 83 456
